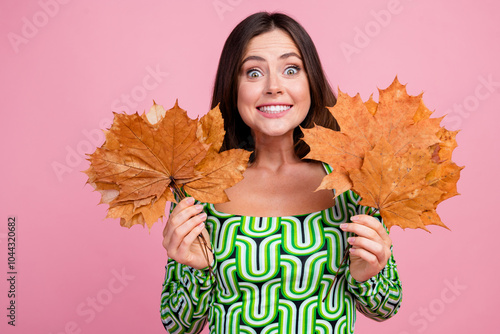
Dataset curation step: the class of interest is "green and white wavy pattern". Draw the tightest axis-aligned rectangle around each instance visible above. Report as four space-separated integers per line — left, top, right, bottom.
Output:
161 165 402 334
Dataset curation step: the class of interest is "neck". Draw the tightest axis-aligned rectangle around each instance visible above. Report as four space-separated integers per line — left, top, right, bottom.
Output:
251 130 301 171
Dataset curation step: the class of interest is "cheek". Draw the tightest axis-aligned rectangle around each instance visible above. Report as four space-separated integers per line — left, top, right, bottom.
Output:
294 82 311 110
237 83 249 107
302 79 311 103
290 77 310 101
295 85 311 123
237 83 260 112
236 85 252 124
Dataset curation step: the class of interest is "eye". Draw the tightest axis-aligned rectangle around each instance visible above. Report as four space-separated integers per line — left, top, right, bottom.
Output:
284 66 300 75
247 69 262 78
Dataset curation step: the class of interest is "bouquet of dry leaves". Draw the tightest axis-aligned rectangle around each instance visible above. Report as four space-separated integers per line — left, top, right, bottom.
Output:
302 77 463 231
84 101 250 229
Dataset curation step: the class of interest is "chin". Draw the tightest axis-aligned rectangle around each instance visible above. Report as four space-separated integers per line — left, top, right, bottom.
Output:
259 127 295 138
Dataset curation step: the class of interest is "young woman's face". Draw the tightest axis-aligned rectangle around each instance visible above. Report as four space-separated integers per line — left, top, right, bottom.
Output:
237 29 311 139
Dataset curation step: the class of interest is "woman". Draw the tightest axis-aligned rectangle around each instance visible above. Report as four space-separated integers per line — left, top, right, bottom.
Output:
161 12 402 334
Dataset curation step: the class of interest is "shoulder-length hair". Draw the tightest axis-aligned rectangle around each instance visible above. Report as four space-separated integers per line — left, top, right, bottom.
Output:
210 11 339 159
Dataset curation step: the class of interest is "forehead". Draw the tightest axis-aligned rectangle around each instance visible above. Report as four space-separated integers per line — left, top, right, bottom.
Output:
243 29 301 58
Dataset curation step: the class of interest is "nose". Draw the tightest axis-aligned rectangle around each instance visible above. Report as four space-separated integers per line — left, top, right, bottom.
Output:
266 72 283 95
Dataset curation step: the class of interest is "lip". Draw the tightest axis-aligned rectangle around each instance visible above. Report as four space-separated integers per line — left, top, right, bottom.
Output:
256 104 293 119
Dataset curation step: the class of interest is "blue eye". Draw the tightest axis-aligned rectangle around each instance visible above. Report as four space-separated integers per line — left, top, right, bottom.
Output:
247 69 262 78
284 66 300 75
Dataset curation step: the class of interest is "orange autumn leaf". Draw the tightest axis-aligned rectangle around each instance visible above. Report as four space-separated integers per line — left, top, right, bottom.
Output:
302 77 463 231
364 94 378 115
301 91 379 195
349 138 445 231
303 77 442 196
426 161 463 203
197 103 225 153
375 78 442 156
421 120 463 227
433 127 460 162
84 101 250 229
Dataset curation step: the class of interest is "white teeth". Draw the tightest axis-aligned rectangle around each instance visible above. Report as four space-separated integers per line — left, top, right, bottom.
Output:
258 105 291 114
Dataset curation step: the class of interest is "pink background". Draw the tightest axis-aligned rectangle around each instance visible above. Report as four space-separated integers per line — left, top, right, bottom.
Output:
1 0 499 333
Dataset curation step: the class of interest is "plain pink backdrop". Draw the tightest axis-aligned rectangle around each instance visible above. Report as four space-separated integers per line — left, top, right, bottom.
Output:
1 0 499 333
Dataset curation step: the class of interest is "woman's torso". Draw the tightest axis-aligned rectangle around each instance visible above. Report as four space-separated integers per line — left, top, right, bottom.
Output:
203 185 366 334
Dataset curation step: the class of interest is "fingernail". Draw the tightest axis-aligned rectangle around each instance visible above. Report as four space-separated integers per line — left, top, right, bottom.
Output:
199 213 207 219
348 237 355 244
187 197 195 205
340 223 348 230
350 216 359 222
195 204 203 211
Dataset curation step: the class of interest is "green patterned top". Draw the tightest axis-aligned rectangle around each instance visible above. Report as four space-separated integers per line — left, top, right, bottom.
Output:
160 164 402 334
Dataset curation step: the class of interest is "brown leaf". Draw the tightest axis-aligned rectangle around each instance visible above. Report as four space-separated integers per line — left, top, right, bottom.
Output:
364 94 378 115
349 138 444 231
107 193 170 229
413 99 434 123
85 101 250 229
302 125 358 195
143 100 166 125
375 77 441 155
316 169 352 198
302 77 462 231
435 127 459 161
302 91 378 194
89 110 204 206
303 78 441 195
420 210 448 230
375 77 422 133
184 149 252 203
426 161 464 203
93 182 119 204
197 104 225 153
330 91 380 152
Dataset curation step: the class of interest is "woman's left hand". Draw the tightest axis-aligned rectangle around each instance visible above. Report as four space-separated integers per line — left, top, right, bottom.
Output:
340 214 392 282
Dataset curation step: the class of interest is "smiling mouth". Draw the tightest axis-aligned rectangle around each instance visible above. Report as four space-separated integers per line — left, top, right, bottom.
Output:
257 105 292 114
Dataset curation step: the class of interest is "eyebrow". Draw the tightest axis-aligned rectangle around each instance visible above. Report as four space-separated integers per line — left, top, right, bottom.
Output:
240 52 302 66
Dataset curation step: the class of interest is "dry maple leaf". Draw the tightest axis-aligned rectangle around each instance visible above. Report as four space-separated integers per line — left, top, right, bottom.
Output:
84 101 250 230
349 138 446 231
303 77 442 197
375 78 443 155
197 103 225 153
302 77 463 231
302 90 378 195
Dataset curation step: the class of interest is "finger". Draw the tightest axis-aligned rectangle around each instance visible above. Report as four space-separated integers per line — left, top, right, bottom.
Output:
163 200 203 238
347 236 390 264
171 196 196 215
164 212 207 252
163 197 194 236
172 204 205 227
341 221 381 242
165 205 205 245
349 246 380 268
344 215 392 247
354 215 390 237
176 220 208 261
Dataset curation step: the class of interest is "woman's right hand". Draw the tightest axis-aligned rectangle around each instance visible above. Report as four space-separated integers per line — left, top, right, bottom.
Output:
162 197 213 270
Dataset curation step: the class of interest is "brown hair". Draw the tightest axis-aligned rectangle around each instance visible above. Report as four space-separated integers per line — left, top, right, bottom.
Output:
211 12 339 158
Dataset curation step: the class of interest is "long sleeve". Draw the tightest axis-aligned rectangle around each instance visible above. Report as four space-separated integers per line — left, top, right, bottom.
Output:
343 190 403 321
160 200 217 334
345 248 402 321
160 258 217 333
